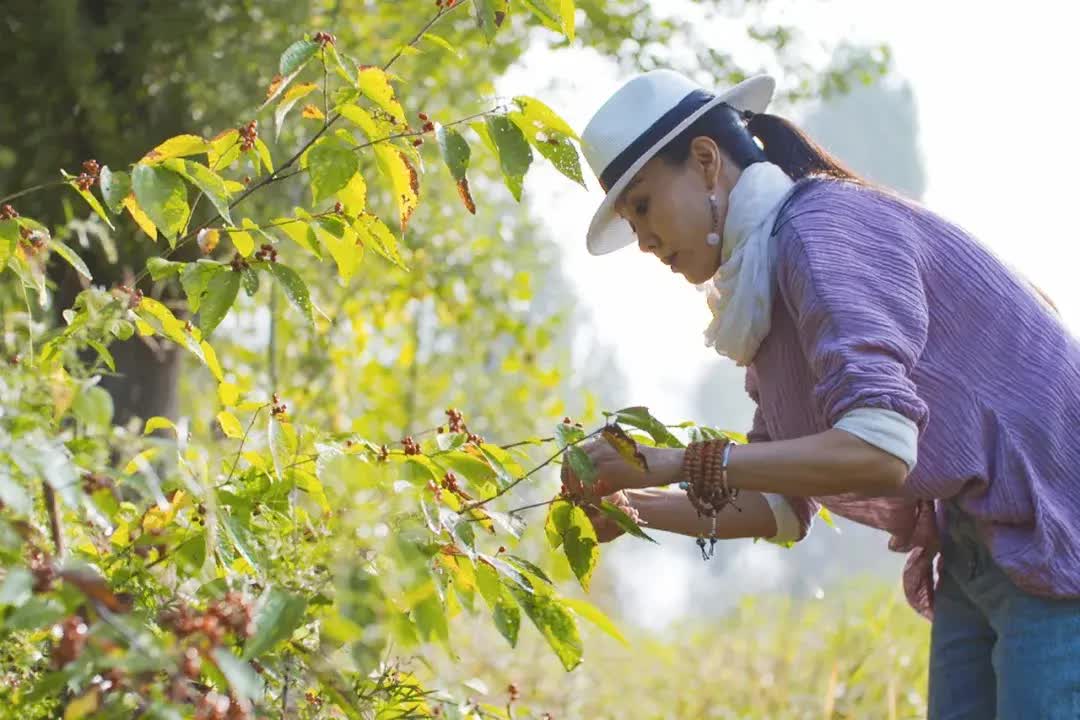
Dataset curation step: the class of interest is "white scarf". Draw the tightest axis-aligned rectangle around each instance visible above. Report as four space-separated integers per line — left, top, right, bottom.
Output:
699 162 797 366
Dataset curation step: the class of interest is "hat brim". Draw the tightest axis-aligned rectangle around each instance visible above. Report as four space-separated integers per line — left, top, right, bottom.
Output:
585 74 776 256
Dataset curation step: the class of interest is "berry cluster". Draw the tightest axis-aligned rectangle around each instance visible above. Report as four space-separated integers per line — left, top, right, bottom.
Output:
76 159 101 192
158 592 255 644
18 226 46 254
254 243 278 263
28 548 56 593
313 31 336 46
114 284 144 309
0 204 18 220
270 393 287 417
306 691 323 709
402 436 421 455
52 616 88 669
445 408 465 434
377 444 390 462
508 682 520 703
562 416 584 428
435 0 459 8
333 201 345 215
228 255 250 272
239 120 258 152
192 690 251 720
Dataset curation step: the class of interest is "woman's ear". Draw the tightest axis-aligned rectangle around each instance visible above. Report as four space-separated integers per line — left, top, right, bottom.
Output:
689 136 722 191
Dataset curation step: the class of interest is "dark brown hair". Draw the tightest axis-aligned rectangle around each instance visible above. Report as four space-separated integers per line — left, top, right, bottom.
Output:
656 102 862 182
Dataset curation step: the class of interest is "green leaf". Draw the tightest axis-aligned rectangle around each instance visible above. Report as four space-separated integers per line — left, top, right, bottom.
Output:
274 82 319 140
0 468 31 516
545 499 571 549
198 270 241 336
422 33 462 58
509 98 584 185
212 647 264 702
0 567 32 606
72 385 113 429
180 260 227 313
473 0 510 43
611 406 683 448
268 415 290 482
412 589 450 647
274 215 321 259
485 115 532 201
66 181 114 229
279 38 319 75
132 163 190 245
0 219 18 272
353 213 407 270
519 0 561 33
476 563 519 647
241 266 260 296
565 445 596 489
266 263 313 324
547 503 598 591
513 96 579 138
162 159 234 226
48 239 92 280
507 584 582 671
561 597 627 645
306 136 359 204
87 339 115 371
146 257 185 281
436 126 471 182
555 422 585 448
5 596 65 631
598 500 656 542
243 588 308 660
98 166 131 213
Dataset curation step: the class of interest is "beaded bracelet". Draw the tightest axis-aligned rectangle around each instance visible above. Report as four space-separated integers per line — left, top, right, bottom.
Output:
679 438 740 560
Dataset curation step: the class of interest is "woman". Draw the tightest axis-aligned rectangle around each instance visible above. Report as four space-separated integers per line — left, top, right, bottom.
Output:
568 69 1080 718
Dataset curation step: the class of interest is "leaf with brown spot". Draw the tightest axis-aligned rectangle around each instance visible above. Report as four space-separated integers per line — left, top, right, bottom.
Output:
601 424 648 472
457 178 476 214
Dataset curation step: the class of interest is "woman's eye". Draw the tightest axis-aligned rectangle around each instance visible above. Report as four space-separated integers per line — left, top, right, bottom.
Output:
635 199 649 216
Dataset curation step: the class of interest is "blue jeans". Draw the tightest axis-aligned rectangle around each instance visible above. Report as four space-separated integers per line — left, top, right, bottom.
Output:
928 505 1080 719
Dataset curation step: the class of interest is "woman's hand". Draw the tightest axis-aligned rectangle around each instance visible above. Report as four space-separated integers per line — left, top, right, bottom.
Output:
562 438 683 498
583 490 642 543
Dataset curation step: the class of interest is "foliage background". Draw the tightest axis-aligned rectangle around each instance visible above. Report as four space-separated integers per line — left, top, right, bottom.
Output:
0 2 922 718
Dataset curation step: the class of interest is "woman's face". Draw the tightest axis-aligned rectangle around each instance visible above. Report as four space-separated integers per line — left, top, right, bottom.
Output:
615 136 740 285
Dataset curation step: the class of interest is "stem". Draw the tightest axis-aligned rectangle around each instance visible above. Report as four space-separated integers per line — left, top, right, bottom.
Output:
500 435 555 450
506 499 555 515
463 429 601 512
43 481 65 558
269 286 278 389
0 181 67 206
19 280 33 362
220 405 268 488
128 4 465 288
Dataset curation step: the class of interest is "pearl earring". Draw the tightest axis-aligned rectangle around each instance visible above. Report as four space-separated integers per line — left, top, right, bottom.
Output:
706 194 721 246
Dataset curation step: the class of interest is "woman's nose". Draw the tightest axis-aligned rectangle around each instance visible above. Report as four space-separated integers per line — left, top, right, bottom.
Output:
637 232 659 254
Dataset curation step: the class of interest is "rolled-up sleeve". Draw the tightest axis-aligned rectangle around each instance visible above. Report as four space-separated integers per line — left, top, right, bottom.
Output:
746 373 818 542
777 215 930 434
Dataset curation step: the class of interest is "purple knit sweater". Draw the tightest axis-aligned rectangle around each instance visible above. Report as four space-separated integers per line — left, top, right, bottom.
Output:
746 178 1080 617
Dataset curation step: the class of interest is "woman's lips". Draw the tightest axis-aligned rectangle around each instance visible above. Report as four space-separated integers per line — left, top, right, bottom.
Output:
667 252 679 272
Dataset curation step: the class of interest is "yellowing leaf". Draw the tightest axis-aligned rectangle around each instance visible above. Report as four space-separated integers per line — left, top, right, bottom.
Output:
63 689 101 720
228 228 254 257
142 134 210 163
201 340 224 381
601 424 648 471
208 129 242 170
123 448 160 475
274 82 318 140
357 66 405 125
301 103 325 120
143 416 177 435
218 382 240 406
217 410 244 438
336 172 367 214
122 194 158 241
50 366 75 419
375 147 419 230
135 318 155 336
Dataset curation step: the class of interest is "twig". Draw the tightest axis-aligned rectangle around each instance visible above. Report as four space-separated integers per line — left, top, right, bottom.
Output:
0 180 67 206
506 499 555 515
42 481 65 558
500 435 555 450
463 429 601 511
219 405 268 488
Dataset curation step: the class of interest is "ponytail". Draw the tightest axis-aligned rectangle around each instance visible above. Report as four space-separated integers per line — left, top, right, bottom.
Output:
656 102 864 184
745 112 860 182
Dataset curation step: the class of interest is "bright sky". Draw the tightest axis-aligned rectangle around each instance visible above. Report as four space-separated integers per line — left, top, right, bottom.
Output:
499 1 1080 626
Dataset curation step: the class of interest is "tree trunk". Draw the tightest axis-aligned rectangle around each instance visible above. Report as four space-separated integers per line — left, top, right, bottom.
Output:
98 336 182 427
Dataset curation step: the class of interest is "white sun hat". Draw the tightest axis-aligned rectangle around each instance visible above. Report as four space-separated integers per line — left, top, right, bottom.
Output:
580 69 776 256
